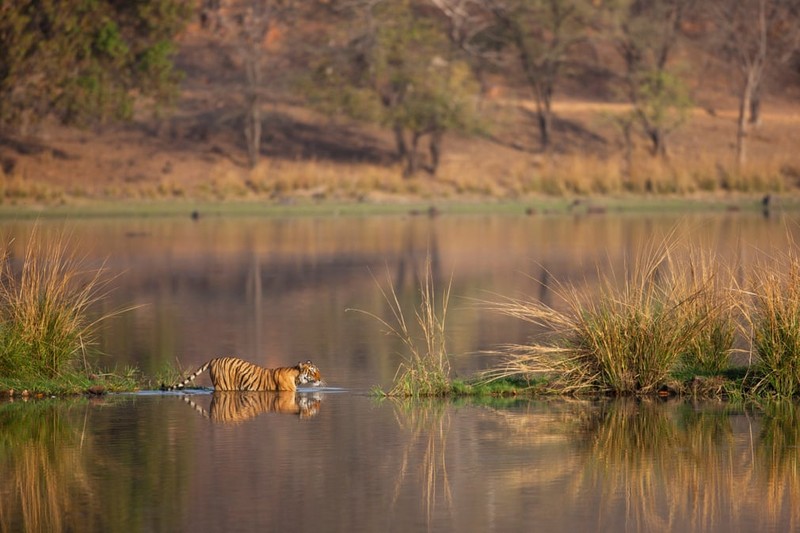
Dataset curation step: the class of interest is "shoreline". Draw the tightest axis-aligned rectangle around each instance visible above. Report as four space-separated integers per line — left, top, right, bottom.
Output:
0 192 795 219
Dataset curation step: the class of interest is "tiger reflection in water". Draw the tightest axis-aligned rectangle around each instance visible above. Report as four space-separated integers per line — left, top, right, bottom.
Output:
183 391 321 424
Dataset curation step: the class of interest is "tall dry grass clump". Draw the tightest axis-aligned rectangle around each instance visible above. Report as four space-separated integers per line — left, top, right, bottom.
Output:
674 249 738 375
0 231 112 380
745 249 800 398
352 257 452 397
482 237 737 395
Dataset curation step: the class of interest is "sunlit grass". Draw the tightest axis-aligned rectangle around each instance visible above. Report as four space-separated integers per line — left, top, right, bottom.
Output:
480 235 741 396
675 248 738 375
0 230 111 379
352 257 452 397
745 247 800 398
0 229 138 395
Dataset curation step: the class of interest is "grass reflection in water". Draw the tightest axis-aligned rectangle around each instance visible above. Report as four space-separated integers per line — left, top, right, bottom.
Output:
571 399 800 531
0 399 92 533
389 397 453 527
0 397 190 533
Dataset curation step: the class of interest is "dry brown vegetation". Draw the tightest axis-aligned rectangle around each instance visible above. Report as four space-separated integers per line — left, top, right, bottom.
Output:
1 16 800 206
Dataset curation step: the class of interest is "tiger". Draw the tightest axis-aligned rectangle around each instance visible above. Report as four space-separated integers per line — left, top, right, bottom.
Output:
182 391 322 424
163 357 323 392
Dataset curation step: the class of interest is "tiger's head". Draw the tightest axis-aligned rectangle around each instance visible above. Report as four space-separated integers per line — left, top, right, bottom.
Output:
297 360 323 387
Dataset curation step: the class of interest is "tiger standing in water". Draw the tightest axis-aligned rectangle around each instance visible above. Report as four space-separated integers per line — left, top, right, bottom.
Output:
163 357 323 392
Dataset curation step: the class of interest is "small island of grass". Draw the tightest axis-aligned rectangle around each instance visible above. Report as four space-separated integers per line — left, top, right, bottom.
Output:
367 238 800 406
0 231 164 398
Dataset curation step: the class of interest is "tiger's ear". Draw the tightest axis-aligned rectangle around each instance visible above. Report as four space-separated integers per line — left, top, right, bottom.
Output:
306 359 312 364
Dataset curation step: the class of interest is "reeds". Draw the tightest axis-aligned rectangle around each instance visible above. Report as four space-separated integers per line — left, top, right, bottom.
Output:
352 256 452 397
0 230 113 381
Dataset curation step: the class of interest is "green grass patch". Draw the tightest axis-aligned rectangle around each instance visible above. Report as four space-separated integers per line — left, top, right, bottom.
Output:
0 368 141 397
0 228 145 396
450 376 549 396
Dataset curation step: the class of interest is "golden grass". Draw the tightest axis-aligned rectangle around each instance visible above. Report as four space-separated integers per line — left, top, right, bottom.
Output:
350 255 452 397
480 234 741 395
2 132 796 205
0 228 115 380
744 245 800 397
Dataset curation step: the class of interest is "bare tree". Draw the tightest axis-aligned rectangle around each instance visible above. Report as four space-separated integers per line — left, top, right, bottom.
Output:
476 0 591 151
704 0 800 166
602 0 694 159
206 0 292 168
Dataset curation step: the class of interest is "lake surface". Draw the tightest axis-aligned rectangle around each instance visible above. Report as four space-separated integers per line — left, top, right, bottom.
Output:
2 210 800 532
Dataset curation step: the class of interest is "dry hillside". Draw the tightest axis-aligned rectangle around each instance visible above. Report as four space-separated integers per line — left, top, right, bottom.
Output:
1 14 800 206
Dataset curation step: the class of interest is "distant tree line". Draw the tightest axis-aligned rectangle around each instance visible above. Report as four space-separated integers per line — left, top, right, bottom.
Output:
2 0 800 175
0 0 192 135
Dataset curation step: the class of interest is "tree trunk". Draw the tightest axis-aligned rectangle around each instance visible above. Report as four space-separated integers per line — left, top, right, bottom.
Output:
621 118 634 185
240 0 270 169
748 85 762 126
647 126 667 159
245 93 261 168
427 129 444 175
403 131 422 178
736 76 753 167
536 84 553 151
737 0 768 166
537 109 551 150
393 124 408 161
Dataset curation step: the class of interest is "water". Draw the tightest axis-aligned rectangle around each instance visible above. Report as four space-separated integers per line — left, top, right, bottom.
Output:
1 211 799 532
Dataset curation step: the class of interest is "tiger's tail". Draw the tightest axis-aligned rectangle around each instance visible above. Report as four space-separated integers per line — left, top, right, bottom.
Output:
162 361 212 391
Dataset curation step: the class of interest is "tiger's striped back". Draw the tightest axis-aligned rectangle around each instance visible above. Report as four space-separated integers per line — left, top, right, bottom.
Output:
164 356 322 392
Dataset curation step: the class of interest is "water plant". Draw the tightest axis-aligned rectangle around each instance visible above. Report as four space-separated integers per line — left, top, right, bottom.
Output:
353 256 452 397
